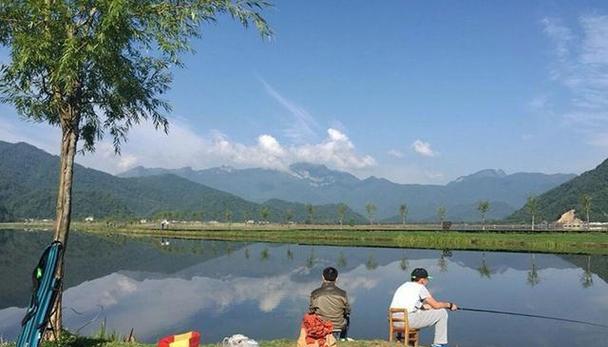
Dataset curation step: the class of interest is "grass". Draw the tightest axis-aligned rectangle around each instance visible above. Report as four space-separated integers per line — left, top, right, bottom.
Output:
3 221 608 254
32 338 415 347
0 329 419 347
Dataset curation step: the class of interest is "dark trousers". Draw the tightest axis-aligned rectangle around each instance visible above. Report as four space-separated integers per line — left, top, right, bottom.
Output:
332 316 350 339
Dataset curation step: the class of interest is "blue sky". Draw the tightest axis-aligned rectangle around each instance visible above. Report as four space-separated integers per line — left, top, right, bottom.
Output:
2 0 608 183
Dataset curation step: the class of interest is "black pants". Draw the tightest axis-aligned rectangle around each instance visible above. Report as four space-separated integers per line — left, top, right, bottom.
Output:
333 316 350 339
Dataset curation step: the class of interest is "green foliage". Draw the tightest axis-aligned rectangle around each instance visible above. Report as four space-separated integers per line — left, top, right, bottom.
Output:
262 199 366 224
580 193 591 223
437 206 446 222
365 202 376 224
399 203 408 224
305 203 314 224
477 200 490 224
0 0 271 152
508 159 608 222
337 203 347 225
526 195 539 217
260 206 270 221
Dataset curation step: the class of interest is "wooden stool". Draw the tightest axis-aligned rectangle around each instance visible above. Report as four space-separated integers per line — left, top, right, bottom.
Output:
388 308 419 347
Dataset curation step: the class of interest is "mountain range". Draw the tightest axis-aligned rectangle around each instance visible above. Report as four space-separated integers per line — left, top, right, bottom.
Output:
0 141 365 223
120 163 575 221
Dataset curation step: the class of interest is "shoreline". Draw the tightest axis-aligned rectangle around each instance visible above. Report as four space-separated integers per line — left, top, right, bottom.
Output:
2 222 608 255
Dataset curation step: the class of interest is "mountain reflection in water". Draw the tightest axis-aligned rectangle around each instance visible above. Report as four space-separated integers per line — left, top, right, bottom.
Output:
0 230 607 347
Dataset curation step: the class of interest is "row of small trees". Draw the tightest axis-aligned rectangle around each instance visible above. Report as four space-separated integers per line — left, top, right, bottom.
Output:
156 194 594 227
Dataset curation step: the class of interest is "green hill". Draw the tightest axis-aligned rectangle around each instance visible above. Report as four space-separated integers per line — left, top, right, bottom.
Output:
0 141 365 223
508 159 608 222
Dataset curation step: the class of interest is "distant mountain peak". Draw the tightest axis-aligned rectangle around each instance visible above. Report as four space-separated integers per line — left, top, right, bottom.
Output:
288 162 360 187
452 169 507 183
218 165 234 173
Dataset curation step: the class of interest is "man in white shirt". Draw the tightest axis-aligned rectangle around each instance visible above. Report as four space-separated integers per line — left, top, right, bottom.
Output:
389 268 458 347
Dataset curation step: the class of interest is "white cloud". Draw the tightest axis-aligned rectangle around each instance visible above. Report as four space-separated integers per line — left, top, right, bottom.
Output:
387 149 404 158
541 15 608 146
291 128 376 170
0 114 375 174
411 139 436 157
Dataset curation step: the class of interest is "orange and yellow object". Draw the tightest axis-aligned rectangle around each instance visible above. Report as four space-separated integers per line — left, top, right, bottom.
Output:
157 331 201 347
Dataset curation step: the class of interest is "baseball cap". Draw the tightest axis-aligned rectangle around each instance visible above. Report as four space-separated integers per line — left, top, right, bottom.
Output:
411 268 433 281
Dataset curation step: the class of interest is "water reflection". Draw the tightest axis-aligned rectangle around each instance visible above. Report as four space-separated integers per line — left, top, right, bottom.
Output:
365 254 378 270
580 255 593 288
477 252 492 279
399 252 409 271
336 252 347 269
260 247 270 261
0 230 607 347
306 248 316 269
527 254 540 287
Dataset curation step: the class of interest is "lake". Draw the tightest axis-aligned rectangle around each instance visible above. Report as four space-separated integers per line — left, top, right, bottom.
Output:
0 229 607 346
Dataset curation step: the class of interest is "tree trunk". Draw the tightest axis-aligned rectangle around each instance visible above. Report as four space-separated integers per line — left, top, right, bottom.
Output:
47 122 79 339
531 215 535 231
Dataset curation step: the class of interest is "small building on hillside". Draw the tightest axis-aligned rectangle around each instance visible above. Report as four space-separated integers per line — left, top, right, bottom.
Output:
160 219 170 229
555 209 583 229
84 216 94 223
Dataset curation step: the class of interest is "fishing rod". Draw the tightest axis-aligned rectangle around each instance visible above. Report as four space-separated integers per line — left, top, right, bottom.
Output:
459 307 608 329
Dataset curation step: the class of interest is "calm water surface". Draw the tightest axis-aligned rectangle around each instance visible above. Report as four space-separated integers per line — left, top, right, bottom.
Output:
1 230 607 347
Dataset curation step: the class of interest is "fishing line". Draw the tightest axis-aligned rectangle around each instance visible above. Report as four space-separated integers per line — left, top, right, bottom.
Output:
67 305 105 334
459 307 608 329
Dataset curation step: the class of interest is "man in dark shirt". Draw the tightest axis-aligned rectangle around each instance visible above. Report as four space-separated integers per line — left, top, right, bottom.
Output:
309 267 351 339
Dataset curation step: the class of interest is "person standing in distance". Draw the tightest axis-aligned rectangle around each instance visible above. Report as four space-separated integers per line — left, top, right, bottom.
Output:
309 267 351 340
389 268 458 347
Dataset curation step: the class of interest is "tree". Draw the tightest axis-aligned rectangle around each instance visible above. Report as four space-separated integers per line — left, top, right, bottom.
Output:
526 195 539 231
337 203 347 226
580 193 592 227
399 204 408 225
306 203 315 224
365 202 376 225
477 200 490 230
0 1 271 336
224 209 232 224
285 208 294 224
437 206 446 224
260 206 270 222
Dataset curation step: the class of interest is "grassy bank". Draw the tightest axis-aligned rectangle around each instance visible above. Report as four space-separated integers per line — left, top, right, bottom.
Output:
3 221 608 254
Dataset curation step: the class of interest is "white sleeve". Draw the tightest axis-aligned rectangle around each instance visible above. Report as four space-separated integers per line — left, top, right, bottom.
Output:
419 286 431 301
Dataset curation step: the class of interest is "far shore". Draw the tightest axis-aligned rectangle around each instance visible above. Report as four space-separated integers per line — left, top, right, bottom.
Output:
2 221 608 255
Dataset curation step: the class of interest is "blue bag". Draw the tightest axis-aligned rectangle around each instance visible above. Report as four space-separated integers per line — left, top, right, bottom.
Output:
17 241 64 347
